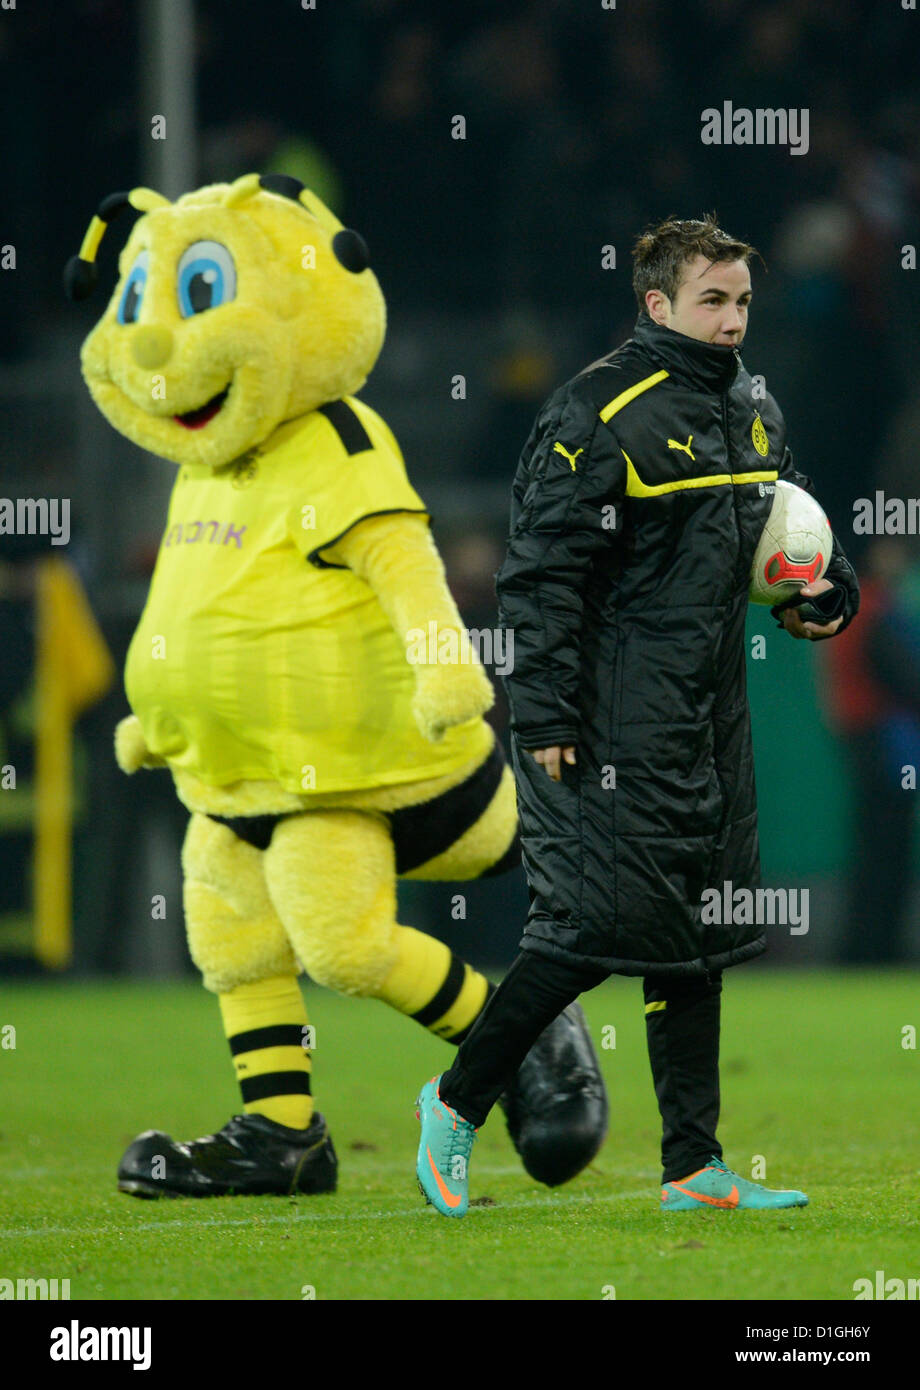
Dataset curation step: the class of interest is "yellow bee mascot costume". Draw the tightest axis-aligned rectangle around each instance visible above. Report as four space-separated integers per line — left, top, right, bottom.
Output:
65 173 607 1198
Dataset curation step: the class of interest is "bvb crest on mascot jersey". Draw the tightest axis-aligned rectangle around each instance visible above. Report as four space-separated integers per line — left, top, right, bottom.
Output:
65 174 608 1199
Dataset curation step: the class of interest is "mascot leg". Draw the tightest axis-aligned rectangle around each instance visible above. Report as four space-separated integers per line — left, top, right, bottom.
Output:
396 749 609 1188
117 813 336 1198
262 809 495 1044
264 810 608 1185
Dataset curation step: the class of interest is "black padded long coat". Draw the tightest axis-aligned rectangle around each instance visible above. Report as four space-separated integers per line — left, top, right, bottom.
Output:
496 313 858 977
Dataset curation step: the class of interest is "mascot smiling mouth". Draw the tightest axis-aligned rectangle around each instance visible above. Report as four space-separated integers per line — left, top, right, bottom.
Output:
175 384 230 430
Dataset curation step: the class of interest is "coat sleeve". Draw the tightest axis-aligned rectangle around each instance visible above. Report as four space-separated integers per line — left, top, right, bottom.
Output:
776 442 860 634
495 377 624 747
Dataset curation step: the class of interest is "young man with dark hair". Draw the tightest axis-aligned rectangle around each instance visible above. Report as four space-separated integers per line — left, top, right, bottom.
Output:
415 215 860 1216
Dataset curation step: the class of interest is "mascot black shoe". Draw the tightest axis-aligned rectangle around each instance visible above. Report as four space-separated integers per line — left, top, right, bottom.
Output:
117 1112 337 1198
65 173 608 1201
499 1003 608 1186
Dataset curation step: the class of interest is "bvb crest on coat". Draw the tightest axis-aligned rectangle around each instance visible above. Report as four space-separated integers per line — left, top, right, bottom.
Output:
751 414 769 457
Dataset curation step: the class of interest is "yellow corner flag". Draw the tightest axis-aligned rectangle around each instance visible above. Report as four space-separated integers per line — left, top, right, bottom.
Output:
34 557 115 968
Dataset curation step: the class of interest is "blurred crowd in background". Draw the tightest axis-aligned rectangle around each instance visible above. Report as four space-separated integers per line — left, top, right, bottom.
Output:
2 0 920 975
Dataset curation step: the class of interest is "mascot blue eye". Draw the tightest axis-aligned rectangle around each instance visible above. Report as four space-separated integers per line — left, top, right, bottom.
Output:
116 251 150 324
176 241 236 317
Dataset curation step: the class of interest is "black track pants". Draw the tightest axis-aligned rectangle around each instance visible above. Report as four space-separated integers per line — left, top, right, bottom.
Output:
438 950 607 1128
438 949 723 1183
644 971 723 1183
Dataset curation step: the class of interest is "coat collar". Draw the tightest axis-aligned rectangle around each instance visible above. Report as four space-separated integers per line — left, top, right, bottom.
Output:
631 313 741 394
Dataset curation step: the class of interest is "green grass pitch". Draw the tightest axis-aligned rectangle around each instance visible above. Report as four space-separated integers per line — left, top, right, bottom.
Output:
0 970 917 1301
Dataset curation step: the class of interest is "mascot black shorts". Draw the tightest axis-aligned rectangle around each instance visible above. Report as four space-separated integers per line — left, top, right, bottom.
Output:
207 737 522 878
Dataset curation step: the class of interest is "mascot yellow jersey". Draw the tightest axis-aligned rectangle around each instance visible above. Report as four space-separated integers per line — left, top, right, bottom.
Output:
125 395 483 792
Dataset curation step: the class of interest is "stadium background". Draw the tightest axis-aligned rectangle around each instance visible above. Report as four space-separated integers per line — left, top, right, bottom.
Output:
2 0 920 979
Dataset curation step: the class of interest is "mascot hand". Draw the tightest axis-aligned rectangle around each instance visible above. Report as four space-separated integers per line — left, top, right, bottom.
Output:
411 658 495 743
115 715 166 773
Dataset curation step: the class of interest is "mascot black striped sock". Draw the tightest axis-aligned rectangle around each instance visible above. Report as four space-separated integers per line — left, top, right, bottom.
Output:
218 976 313 1130
378 925 493 1043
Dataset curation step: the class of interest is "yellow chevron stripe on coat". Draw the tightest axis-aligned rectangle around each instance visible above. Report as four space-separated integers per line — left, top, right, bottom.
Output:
623 450 778 498
599 370 669 422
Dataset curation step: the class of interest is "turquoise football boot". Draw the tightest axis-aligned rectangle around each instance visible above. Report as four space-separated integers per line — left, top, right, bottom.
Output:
660 1156 809 1211
415 1076 477 1218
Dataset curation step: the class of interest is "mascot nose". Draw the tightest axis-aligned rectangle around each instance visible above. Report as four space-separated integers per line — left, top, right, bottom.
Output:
131 324 174 368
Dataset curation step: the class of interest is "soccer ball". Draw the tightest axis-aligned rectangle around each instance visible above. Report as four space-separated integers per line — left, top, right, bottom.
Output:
749 479 833 606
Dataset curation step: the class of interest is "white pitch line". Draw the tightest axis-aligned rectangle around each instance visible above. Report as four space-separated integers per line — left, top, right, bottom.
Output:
0 1189 651 1241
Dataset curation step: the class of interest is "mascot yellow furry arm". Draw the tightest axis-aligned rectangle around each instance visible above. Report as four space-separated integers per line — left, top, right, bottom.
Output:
65 172 607 1200
328 513 494 742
